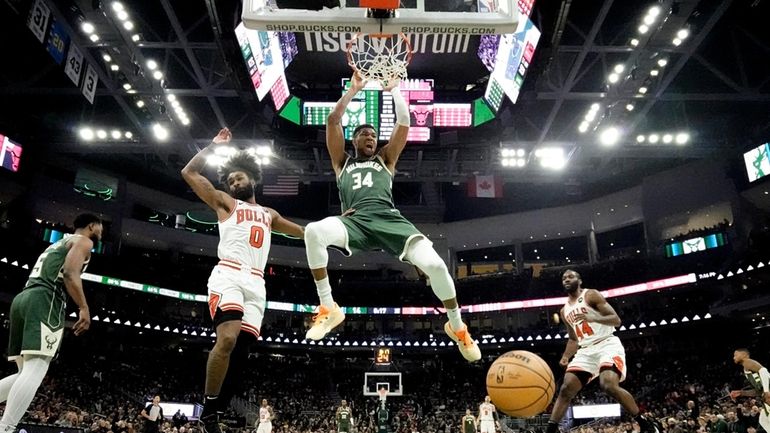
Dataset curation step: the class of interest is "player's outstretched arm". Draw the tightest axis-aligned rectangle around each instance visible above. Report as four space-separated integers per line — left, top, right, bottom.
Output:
559 308 579 368
380 78 409 171
63 235 94 336
327 73 366 175
579 289 621 327
181 128 234 216
267 208 305 239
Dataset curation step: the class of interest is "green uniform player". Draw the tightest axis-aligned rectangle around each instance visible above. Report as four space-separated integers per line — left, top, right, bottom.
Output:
304 72 481 362
731 348 770 430
0 214 101 433
336 401 353 433
377 403 389 433
462 410 477 433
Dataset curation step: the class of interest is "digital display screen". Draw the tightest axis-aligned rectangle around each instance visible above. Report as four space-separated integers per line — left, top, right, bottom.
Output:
433 103 472 127
484 16 541 108
235 23 288 101
375 347 391 364
744 142 770 182
0 134 22 172
342 79 381 140
303 102 335 126
270 73 290 111
665 233 727 258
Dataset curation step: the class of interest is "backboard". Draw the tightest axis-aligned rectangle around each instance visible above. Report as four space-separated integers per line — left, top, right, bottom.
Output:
364 372 403 396
242 0 520 35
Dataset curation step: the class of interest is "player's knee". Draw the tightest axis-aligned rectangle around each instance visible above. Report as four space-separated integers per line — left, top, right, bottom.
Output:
598 377 619 394
558 381 580 399
415 251 448 277
304 221 324 246
215 331 238 353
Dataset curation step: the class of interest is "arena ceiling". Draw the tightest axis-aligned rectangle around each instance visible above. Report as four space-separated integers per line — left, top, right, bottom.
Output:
0 0 769 221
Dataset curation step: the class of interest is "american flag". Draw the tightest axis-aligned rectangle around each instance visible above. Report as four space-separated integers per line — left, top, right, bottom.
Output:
262 175 300 196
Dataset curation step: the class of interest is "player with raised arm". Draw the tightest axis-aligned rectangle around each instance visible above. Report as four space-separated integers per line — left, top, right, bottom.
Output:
337 400 353 433
0 213 102 433
478 396 500 433
545 270 659 433
181 128 304 433
302 72 480 362
462 409 477 433
256 399 275 433
730 349 770 432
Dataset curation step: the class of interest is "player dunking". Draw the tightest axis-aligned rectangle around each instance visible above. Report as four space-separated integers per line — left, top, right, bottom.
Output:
256 399 274 433
0 214 101 433
546 270 658 433
336 400 353 433
462 409 477 433
303 72 480 362
730 348 770 432
478 396 500 433
182 128 304 433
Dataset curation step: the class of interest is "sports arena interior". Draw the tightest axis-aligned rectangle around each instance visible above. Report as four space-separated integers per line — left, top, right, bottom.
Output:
0 1 769 433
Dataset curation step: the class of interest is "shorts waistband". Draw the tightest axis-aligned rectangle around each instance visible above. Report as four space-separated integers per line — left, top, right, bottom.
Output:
217 259 264 278
579 335 614 349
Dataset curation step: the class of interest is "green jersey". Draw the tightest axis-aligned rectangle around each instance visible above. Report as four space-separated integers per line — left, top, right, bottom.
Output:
744 369 765 394
26 234 89 301
337 155 394 212
463 416 476 433
337 407 352 427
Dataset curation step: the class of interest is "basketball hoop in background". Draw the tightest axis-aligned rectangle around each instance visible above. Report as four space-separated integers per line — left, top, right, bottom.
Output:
377 387 389 402
347 32 412 86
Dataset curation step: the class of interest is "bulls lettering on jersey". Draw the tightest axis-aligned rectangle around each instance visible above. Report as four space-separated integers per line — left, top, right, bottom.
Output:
479 403 496 421
563 289 614 346
218 200 272 270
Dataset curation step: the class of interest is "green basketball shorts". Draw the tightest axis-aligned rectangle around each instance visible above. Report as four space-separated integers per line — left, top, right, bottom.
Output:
7 287 66 360
336 208 429 261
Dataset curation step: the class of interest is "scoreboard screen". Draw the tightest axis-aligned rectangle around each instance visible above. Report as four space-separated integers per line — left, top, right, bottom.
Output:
484 16 541 110
375 347 392 365
744 142 770 182
0 134 22 172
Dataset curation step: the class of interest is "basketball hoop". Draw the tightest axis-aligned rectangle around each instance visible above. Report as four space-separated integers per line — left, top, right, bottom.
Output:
377 388 388 402
346 32 412 86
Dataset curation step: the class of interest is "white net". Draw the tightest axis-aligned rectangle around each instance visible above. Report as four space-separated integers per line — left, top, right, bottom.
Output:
347 33 412 85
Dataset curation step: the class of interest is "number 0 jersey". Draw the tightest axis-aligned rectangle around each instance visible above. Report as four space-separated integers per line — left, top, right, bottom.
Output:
217 200 272 272
563 288 615 347
338 155 395 212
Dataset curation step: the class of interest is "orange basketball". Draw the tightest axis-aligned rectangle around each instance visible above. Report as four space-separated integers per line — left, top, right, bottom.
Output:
485 350 556 417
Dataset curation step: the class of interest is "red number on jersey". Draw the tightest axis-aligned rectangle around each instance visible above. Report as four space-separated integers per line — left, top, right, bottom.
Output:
575 321 594 340
484 410 489 416
250 226 264 248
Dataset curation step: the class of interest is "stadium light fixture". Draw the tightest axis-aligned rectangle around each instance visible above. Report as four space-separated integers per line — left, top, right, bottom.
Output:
132 34 141 42
147 60 158 70
626 103 635 111
613 64 625 74
112 2 124 12
643 14 655 26
96 130 107 139
630 38 639 47
608 73 619 84
638 24 649 34
79 128 95 141
89 34 100 42
650 69 659 77
116 10 128 21
578 121 589 133
110 130 121 139
672 38 682 46
82 22 95 34
636 135 645 143
136 100 145 108
152 71 163 80
599 127 621 146
516 149 525 157
102 54 111 62
123 21 134 31
125 131 133 139
675 132 689 144
662 134 673 144
152 123 169 141
638 86 648 94
657 58 668 67
648 134 660 144
677 29 689 39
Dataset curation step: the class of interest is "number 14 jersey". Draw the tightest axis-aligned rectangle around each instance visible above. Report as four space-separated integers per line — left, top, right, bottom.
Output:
338 155 395 212
217 200 272 271
563 288 614 347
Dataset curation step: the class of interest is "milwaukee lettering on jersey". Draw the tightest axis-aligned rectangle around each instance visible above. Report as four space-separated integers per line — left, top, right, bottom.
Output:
236 208 270 225
345 160 385 173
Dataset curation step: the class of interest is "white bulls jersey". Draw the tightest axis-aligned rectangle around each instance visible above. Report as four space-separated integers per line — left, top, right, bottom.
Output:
218 200 272 271
563 289 614 347
259 407 271 423
479 403 496 421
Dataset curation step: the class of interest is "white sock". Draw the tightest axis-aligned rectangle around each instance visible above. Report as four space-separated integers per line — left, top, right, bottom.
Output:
0 356 50 429
315 277 335 308
0 359 23 403
447 307 464 331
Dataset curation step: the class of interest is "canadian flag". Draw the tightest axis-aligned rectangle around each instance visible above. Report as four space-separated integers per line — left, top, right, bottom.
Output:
467 175 503 198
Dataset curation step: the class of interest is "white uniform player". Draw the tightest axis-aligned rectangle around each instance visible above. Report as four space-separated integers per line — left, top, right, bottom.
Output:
256 400 273 433
207 200 272 337
478 397 497 433
562 288 626 382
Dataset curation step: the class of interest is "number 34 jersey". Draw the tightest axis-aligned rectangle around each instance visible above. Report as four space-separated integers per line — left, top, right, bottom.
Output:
217 200 272 272
562 288 615 347
338 155 395 212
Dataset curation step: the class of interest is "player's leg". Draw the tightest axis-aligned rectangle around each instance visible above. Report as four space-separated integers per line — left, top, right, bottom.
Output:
0 358 23 403
758 409 770 433
304 216 351 340
545 372 587 433
0 355 51 433
403 238 480 362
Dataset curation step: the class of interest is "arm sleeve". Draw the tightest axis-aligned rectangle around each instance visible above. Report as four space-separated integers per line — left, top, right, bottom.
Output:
390 87 409 126
759 367 770 391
